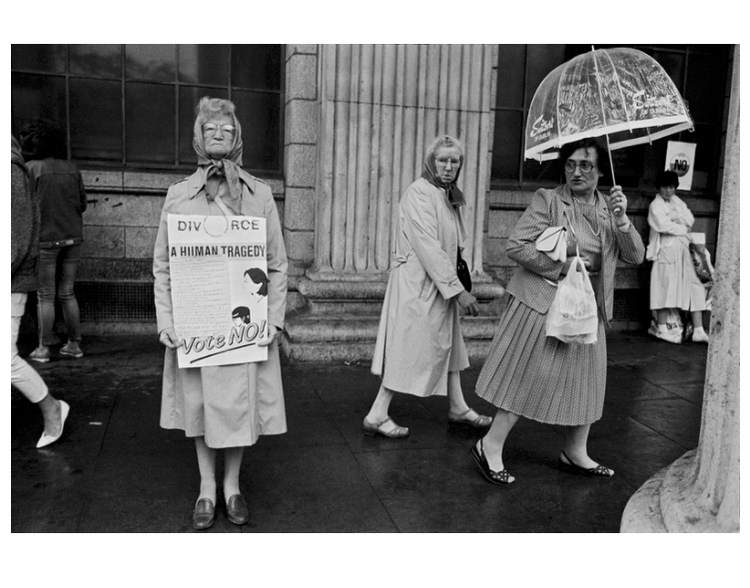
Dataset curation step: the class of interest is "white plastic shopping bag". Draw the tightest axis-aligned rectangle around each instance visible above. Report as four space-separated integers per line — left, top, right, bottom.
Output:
546 255 598 344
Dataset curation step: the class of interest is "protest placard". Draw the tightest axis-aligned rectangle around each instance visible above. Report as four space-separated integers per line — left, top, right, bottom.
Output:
167 214 269 368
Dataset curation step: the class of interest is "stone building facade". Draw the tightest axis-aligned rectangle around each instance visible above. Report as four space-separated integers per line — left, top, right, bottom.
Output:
11 44 734 362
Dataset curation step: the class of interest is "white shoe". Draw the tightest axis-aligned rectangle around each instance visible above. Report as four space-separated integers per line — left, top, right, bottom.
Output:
692 330 710 344
36 400 70 448
656 329 682 344
647 320 659 338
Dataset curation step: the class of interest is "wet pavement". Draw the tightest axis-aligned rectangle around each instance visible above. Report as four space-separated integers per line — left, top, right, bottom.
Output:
11 331 707 533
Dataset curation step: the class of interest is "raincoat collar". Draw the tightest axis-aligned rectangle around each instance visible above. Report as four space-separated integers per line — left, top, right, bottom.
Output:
186 167 257 200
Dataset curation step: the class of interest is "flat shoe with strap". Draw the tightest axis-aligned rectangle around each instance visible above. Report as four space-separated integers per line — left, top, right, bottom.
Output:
192 498 215 530
362 416 409 438
448 408 493 428
558 450 614 478
226 494 249 525
469 438 514 485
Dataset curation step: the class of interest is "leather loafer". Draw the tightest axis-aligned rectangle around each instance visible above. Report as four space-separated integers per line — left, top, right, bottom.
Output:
192 498 215 530
226 494 249 525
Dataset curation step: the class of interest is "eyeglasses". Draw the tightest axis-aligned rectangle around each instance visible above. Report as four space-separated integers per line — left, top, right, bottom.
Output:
564 160 595 173
202 124 236 137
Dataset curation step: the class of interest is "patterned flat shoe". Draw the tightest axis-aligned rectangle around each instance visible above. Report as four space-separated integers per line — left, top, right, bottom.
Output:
469 439 514 485
362 416 409 438
448 408 493 428
559 451 614 478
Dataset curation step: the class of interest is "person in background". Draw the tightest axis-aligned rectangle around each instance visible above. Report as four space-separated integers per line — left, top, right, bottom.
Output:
154 97 288 530
646 170 710 344
20 119 87 362
471 138 644 485
11 136 70 448
365 135 492 438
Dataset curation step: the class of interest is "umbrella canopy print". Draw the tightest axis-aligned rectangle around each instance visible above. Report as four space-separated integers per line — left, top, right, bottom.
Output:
524 47 693 163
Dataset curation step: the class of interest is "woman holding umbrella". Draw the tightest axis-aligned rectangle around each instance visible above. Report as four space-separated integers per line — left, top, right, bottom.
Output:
470 138 644 484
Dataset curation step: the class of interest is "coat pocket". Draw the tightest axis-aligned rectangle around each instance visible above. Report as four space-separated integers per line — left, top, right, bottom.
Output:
418 274 436 301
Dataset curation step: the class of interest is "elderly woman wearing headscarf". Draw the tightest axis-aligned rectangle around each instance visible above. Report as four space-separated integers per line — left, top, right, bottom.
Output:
153 97 288 530
364 135 492 438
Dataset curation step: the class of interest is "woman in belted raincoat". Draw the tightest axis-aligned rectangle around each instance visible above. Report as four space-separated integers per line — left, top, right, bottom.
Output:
365 135 492 438
153 97 287 529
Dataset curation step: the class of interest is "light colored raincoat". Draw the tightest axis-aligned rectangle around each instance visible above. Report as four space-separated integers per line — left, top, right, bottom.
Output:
153 168 288 449
371 177 468 396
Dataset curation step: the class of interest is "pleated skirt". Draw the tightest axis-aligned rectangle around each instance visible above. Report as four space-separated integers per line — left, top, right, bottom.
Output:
475 296 607 426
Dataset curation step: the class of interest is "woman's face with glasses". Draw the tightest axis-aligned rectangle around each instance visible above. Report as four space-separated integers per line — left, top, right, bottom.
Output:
203 114 236 159
564 147 603 198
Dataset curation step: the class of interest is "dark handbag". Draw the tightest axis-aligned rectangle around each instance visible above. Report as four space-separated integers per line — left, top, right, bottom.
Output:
456 249 472 292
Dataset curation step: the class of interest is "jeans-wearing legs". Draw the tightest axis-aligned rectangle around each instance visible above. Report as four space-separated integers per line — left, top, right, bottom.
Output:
11 293 49 403
37 245 82 345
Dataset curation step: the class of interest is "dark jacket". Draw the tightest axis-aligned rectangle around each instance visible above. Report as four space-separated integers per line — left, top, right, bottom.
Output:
25 158 86 248
11 150 40 292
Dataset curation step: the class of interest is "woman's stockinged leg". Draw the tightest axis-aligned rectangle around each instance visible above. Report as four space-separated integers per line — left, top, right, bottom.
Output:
564 424 613 473
480 409 520 476
447 371 470 414
223 446 244 498
194 437 217 504
364 384 407 434
365 384 395 423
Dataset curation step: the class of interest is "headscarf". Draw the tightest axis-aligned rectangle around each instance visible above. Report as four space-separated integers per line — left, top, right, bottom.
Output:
421 139 466 207
11 135 24 166
192 101 244 202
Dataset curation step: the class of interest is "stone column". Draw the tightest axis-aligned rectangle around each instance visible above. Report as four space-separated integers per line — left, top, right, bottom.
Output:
308 44 495 281
621 46 740 533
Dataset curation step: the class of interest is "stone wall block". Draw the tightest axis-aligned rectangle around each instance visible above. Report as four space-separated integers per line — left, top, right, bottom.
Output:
285 144 317 188
81 226 125 258
84 194 164 227
484 237 512 267
126 227 159 259
284 230 315 264
81 170 124 190
287 45 317 58
285 99 318 146
286 54 318 100
285 188 316 231
487 209 523 238
77 258 153 282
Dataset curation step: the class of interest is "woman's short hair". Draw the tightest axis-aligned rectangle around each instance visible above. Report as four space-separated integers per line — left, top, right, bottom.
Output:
19 118 66 160
655 170 680 190
558 137 610 180
425 135 464 160
244 267 269 296
196 96 237 127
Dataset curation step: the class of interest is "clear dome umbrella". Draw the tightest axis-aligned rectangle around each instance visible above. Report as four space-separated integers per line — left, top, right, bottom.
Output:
524 46 694 188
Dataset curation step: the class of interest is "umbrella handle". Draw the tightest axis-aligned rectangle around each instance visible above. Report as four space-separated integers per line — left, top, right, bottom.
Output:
604 134 623 216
